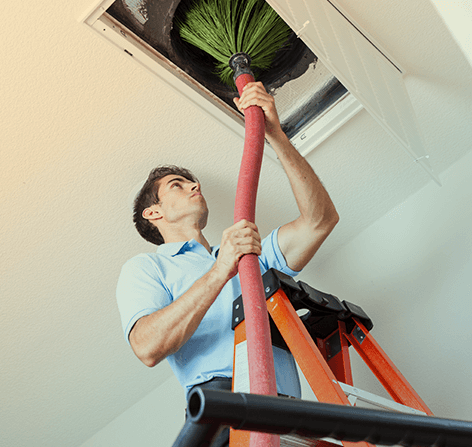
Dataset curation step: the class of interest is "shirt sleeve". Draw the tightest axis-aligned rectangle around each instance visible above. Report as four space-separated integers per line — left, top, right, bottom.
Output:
259 227 301 277
116 254 172 344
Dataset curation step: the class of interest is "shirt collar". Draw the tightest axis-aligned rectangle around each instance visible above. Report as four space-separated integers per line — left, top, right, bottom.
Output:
156 240 192 257
157 239 218 257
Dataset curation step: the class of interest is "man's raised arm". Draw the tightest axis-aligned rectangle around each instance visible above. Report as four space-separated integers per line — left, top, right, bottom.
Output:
234 82 339 272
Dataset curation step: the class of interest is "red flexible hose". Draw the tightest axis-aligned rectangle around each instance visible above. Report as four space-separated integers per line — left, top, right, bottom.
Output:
234 73 279 447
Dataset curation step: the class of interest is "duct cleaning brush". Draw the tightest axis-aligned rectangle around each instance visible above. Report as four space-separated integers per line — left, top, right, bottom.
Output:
176 2 292 447
175 0 291 87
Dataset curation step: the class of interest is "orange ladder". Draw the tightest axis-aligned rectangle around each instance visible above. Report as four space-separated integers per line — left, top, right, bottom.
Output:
230 269 433 447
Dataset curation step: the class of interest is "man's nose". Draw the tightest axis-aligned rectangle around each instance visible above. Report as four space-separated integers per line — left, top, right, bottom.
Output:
191 182 201 192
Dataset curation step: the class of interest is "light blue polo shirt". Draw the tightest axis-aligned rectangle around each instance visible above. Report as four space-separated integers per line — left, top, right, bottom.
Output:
116 227 301 398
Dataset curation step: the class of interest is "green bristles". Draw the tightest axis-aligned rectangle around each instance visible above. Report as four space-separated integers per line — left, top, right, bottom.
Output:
176 0 292 86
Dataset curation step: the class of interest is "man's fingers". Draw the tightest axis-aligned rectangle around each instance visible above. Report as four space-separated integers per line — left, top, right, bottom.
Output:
216 219 263 281
231 223 261 244
222 222 261 255
237 93 272 111
237 225 261 239
233 219 258 231
224 220 257 238
226 232 261 249
236 234 262 249
235 82 272 111
234 241 262 258
233 97 243 114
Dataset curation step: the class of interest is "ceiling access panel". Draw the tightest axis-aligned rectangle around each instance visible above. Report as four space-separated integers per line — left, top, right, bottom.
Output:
267 0 440 184
81 0 438 184
80 0 363 161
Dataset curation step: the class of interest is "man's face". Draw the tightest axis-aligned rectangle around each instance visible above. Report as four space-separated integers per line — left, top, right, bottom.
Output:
150 174 208 228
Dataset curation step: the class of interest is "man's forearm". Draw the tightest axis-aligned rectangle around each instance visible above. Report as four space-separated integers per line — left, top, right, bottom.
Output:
129 266 227 367
129 219 262 367
266 129 339 271
267 129 339 228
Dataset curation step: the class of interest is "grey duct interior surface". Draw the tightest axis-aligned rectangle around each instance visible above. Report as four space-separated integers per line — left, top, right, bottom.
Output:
107 0 348 139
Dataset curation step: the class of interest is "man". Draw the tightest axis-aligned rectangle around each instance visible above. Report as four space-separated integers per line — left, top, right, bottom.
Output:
116 82 339 443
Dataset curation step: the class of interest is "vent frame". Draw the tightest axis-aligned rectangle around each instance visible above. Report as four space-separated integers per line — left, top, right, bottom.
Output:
80 0 363 162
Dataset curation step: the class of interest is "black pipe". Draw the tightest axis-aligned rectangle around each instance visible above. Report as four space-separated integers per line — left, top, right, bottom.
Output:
186 388 472 447
171 419 223 447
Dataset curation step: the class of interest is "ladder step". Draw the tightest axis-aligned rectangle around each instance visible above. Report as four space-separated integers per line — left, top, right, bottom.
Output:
281 435 342 447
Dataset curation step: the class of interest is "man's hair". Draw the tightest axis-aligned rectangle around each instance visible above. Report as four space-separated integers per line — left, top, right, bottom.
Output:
133 165 198 245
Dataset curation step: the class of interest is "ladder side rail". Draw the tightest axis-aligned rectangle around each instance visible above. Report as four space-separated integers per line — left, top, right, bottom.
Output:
344 318 433 415
317 321 353 386
231 319 255 447
266 289 374 447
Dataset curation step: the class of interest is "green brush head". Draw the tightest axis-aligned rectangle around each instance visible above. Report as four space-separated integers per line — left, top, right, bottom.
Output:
175 0 292 87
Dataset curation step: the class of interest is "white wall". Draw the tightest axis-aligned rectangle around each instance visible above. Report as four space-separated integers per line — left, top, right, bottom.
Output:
431 0 472 67
79 374 186 447
306 148 472 420
81 148 472 446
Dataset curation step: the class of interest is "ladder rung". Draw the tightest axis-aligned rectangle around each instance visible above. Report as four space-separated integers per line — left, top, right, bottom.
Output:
281 435 342 447
339 382 427 415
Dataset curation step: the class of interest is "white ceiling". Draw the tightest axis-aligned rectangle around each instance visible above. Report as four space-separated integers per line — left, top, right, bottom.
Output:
1 1 471 446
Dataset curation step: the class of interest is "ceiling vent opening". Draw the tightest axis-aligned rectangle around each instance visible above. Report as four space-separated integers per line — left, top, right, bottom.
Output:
108 0 317 103
81 0 438 183
82 0 362 160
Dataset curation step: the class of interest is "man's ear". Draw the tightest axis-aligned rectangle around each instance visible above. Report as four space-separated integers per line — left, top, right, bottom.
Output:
142 205 161 222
